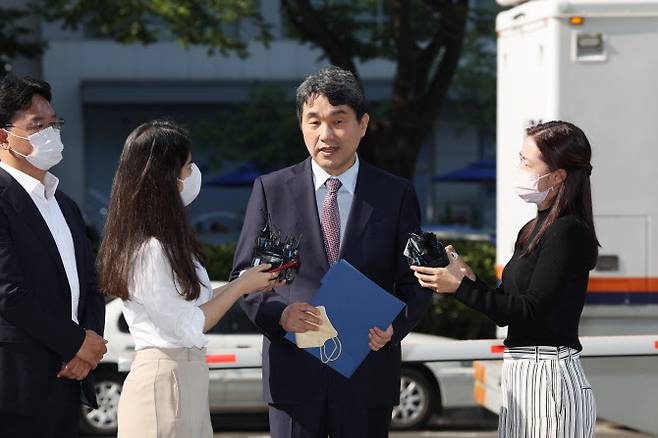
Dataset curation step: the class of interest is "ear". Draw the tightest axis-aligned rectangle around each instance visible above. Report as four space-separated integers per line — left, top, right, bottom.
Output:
359 113 369 136
0 129 8 147
555 168 567 184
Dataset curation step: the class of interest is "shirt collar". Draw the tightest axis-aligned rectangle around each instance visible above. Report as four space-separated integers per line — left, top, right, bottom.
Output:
0 162 59 200
311 154 360 194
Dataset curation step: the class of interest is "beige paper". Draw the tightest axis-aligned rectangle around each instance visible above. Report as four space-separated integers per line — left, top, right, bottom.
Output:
295 306 338 348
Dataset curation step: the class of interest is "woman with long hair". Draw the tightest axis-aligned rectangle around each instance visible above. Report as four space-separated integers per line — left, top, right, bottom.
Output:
99 120 279 437
412 121 599 438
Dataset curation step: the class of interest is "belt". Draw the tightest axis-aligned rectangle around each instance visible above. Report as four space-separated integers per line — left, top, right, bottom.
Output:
504 345 580 361
134 346 207 362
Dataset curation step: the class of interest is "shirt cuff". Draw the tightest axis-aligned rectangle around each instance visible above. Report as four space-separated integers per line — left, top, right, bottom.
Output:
454 275 478 301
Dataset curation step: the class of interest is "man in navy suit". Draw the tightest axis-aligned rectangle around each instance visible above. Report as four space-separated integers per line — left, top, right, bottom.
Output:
0 74 107 438
231 66 432 437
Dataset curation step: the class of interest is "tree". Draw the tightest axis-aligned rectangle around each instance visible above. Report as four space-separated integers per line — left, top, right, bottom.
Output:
0 7 46 74
450 3 498 140
6 0 490 179
1 0 271 72
281 0 469 178
197 1 498 179
195 84 306 171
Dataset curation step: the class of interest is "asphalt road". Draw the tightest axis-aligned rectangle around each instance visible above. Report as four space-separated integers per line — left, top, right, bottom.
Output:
80 408 656 438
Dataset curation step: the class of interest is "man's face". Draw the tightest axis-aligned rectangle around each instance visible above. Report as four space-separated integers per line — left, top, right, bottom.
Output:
300 94 369 176
0 94 57 158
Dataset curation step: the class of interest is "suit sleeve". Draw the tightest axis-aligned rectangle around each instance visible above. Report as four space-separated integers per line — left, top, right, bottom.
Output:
390 183 433 345
231 177 288 340
0 204 85 362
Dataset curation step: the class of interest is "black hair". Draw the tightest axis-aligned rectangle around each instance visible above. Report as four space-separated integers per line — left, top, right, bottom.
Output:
295 66 366 122
99 120 206 301
0 74 52 127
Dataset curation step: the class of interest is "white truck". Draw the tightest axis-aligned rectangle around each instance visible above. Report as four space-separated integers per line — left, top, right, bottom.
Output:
482 0 658 434
496 0 658 325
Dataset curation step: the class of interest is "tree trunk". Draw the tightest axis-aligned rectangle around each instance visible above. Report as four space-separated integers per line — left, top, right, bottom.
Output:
360 116 426 179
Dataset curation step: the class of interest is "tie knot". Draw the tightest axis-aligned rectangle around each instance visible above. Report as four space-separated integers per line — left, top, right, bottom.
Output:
325 178 342 194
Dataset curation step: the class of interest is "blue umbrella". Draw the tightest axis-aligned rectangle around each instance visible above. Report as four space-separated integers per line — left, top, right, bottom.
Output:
432 158 496 183
204 162 262 187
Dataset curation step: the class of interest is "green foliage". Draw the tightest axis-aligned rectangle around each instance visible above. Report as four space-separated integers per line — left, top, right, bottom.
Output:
414 239 497 339
7 0 487 179
204 242 237 281
30 0 270 56
0 7 46 73
3 0 272 72
451 4 500 137
202 238 498 339
282 0 439 63
196 84 307 171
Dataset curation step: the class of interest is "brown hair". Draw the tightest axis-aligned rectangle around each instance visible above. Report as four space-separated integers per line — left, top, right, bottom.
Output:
516 121 599 267
98 120 206 300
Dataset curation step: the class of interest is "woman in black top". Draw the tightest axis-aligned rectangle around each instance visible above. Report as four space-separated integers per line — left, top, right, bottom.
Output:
412 121 599 438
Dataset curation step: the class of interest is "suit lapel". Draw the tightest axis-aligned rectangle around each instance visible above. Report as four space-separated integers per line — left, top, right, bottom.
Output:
286 159 329 272
340 162 373 259
0 170 71 299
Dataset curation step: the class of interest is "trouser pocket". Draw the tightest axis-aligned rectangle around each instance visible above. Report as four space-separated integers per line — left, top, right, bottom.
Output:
154 359 181 422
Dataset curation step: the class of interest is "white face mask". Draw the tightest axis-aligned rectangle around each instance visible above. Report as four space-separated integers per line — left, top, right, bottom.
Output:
514 168 555 205
178 163 202 206
4 126 64 170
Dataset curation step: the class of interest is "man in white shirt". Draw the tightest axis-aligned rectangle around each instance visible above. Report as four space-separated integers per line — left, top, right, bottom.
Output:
231 66 432 438
0 74 107 438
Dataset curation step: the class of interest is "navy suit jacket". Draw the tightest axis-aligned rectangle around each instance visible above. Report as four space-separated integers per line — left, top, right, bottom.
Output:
0 168 105 414
230 158 432 407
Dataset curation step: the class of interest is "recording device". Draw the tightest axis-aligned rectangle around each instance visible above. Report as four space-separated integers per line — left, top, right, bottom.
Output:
403 231 450 268
250 217 301 284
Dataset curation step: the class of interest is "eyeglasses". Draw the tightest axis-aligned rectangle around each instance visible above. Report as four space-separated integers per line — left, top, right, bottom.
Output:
3 118 65 134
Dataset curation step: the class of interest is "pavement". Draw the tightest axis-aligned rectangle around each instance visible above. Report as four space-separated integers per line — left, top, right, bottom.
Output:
80 408 656 438
206 422 654 438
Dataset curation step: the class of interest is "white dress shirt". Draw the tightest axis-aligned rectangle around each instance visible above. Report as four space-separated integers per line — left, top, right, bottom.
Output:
311 154 360 248
122 238 213 350
0 162 80 323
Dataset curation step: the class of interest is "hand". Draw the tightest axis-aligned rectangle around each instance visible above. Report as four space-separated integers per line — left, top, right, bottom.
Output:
57 356 92 381
236 264 284 294
279 303 322 333
411 245 475 293
369 324 393 351
75 329 108 368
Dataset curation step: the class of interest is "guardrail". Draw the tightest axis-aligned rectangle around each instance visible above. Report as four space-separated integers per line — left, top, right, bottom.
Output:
461 335 658 425
117 335 658 372
402 335 658 362
117 348 263 372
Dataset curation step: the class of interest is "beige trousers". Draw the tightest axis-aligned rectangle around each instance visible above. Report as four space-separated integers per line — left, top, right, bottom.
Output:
117 347 213 438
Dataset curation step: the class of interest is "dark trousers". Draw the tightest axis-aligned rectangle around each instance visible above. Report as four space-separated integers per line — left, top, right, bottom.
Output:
0 378 80 438
269 400 393 438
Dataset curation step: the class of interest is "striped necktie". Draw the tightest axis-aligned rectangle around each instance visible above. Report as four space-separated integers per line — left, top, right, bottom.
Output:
321 178 342 265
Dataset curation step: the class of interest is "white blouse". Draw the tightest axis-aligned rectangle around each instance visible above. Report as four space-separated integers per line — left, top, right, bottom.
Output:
121 238 213 350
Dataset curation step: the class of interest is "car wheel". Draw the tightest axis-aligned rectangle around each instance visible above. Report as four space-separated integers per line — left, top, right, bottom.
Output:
79 370 125 436
391 367 437 430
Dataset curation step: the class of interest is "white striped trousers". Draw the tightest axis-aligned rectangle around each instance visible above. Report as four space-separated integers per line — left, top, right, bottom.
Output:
498 346 596 438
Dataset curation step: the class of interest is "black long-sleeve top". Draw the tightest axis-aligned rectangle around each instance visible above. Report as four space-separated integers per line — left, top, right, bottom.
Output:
455 209 596 351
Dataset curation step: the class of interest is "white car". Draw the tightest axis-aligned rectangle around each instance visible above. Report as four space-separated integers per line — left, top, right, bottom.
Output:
80 295 475 435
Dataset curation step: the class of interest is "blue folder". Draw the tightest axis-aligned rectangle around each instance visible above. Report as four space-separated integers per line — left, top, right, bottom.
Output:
285 259 406 378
